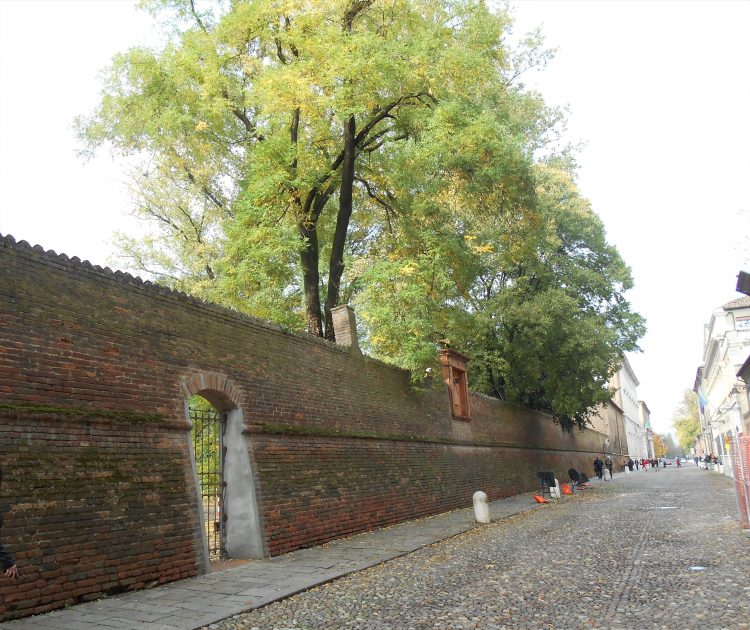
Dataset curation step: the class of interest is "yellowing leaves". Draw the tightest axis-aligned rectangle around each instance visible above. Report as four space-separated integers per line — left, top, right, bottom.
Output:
470 243 494 255
194 120 209 132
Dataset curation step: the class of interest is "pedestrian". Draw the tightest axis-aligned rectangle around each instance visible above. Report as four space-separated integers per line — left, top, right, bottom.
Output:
634 458 640 470
593 456 604 479
0 468 18 581
676 458 681 468
604 456 613 480
627 458 634 472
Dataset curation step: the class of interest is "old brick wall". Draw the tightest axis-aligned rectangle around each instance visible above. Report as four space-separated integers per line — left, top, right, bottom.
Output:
0 235 606 620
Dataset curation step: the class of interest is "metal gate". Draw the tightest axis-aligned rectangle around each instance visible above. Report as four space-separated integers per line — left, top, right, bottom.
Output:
190 406 227 560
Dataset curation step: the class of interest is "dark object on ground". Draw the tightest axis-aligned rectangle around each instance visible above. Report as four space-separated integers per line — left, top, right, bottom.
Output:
568 468 590 486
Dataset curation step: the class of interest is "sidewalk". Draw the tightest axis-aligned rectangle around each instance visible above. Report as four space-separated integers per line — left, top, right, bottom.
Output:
0 483 592 630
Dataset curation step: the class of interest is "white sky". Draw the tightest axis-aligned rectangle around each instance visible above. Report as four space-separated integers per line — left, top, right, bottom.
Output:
1 0 748 436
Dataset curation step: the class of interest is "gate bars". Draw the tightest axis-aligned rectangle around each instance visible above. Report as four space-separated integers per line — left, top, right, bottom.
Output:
190 407 227 560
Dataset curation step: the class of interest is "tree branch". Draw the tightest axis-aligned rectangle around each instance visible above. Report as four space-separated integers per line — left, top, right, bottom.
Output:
189 0 208 33
231 107 264 140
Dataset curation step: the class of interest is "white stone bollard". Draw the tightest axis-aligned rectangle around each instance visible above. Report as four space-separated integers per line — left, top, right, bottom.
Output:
550 479 561 499
603 468 611 481
625 466 630 474
473 491 490 524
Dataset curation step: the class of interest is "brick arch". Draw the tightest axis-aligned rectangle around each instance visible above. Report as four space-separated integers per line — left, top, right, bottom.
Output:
179 371 243 412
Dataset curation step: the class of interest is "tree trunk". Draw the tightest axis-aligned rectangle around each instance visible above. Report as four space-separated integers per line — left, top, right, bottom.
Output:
299 220 323 337
324 114 356 341
290 106 324 337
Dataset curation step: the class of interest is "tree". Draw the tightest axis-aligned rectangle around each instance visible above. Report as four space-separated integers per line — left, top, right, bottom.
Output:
672 389 701 452
79 0 556 339
652 433 667 458
79 0 644 430
355 161 645 429
660 433 680 457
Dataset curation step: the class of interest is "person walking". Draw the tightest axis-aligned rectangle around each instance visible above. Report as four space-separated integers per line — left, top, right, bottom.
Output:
593 456 604 480
627 458 634 472
604 456 614 480
0 468 18 581
634 458 640 470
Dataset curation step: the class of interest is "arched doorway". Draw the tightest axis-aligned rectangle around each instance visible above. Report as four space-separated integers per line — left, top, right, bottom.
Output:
189 394 226 561
181 374 266 571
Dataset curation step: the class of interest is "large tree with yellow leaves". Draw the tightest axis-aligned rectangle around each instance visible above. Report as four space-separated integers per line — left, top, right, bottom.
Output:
79 0 643 428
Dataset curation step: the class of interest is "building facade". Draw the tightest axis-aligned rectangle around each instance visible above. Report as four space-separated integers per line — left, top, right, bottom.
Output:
695 296 750 473
612 355 649 459
590 355 649 460
638 400 655 458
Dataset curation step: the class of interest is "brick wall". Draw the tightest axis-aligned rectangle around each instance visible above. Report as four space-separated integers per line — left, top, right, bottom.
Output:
0 235 607 620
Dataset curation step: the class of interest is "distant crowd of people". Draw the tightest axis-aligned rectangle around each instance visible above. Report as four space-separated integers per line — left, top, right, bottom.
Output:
625 457 668 472
695 453 720 468
593 455 680 480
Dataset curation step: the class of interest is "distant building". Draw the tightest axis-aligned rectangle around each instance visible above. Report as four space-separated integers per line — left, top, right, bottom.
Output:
611 355 649 459
695 296 750 474
588 398 628 461
589 355 648 461
737 356 750 434
637 400 655 458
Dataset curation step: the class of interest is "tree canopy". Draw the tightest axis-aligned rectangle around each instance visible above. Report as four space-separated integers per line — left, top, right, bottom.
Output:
672 389 701 452
78 0 644 430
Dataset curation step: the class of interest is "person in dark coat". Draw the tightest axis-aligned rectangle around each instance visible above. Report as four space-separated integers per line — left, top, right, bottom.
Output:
627 458 634 471
593 457 604 479
0 468 18 580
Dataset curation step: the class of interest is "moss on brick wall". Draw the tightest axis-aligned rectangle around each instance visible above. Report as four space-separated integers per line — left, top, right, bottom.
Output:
0 234 610 620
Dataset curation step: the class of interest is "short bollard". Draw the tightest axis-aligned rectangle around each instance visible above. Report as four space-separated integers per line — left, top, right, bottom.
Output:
551 479 561 499
473 491 490 524
625 466 630 474
603 468 611 481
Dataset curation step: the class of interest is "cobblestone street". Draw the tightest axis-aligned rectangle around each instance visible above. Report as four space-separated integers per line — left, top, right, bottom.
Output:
212 466 749 630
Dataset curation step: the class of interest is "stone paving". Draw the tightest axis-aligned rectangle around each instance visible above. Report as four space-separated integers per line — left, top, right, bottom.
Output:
2 465 748 629
212 465 750 629
0 489 541 629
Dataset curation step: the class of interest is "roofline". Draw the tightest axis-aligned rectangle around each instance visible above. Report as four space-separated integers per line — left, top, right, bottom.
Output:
618 354 640 387
723 296 750 311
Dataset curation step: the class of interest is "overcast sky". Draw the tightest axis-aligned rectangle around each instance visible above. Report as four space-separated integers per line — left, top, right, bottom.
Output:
1 0 748 436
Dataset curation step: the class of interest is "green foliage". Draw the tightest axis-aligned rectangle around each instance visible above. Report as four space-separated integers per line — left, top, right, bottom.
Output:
358 162 644 429
80 0 645 431
672 389 701 451
189 395 221 477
